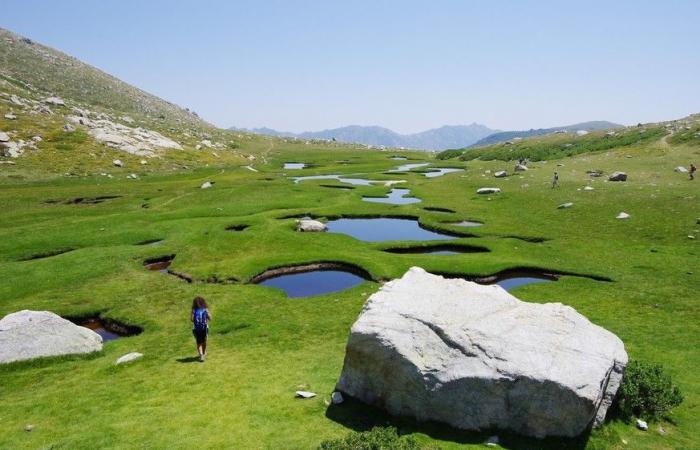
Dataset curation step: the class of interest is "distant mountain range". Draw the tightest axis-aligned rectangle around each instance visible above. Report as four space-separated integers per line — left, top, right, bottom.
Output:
230 124 497 151
469 121 624 148
233 120 624 151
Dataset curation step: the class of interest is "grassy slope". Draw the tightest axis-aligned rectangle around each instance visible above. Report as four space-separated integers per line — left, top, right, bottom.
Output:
0 127 698 449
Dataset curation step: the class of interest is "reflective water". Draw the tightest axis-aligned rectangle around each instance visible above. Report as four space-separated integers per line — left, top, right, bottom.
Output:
494 276 553 290
284 162 307 169
362 188 421 205
80 319 121 342
260 270 366 297
292 175 376 185
387 163 430 172
326 218 455 242
390 156 407 160
424 168 464 178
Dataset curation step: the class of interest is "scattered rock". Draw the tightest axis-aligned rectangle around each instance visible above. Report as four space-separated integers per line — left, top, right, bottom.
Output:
200 139 213 148
609 172 627 182
297 219 327 232
674 166 688 173
485 435 499 447
63 123 76 132
587 170 603 177
658 426 666 434
576 130 589 136
494 171 508 178
0 310 102 364
295 391 316 399
32 135 42 142
336 267 628 438
127 173 138 179
24 424 34 432
616 212 631 220
514 163 528 171
331 391 344 405
584 186 594 191
0 132 9 142
200 181 214 189
113 159 124 167
10 95 24 106
140 159 147 165
636 419 648 431
558 202 574 209
44 96 65 106
4 113 17 120
115 352 143 365
477 187 501 194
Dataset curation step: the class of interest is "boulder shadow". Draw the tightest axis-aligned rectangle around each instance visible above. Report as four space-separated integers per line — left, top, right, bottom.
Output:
325 397 591 449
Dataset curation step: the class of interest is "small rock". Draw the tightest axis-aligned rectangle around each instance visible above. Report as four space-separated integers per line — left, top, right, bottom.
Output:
24 424 34 432
558 202 573 209
674 166 688 173
587 170 603 177
689 235 696 240
584 186 594 191
477 187 501 194
331 391 344 405
556 163 564 167
485 435 499 447
609 172 627 182
622 439 628 445
44 96 65 106
4 113 17 120
295 391 316 399
616 212 631 220
115 352 143 365
513 163 528 171
636 419 648 431
140 159 147 165
127 173 138 179
63 123 76 132
658 426 666 434
31 135 42 142
0 132 9 142
10 95 24 106
494 171 508 178
200 181 214 189
297 219 327 232
113 159 124 167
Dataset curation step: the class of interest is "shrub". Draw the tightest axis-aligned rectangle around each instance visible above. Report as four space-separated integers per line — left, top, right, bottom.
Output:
318 426 436 450
617 360 683 421
435 149 464 160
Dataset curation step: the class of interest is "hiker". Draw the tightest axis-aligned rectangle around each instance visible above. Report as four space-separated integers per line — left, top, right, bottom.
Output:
552 171 559 188
191 296 211 362
690 163 697 180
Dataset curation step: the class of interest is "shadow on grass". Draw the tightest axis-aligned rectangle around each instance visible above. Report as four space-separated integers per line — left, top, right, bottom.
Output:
175 356 200 363
325 397 591 449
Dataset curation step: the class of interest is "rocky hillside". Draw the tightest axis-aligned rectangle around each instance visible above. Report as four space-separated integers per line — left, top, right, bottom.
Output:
469 121 623 148
0 28 204 128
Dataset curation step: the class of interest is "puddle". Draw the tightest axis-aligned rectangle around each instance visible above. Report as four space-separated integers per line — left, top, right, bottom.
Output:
447 220 483 227
284 162 307 169
326 218 457 242
424 168 464 178
424 206 455 213
226 224 249 231
251 262 371 298
494 275 554 290
362 188 421 205
143 254 175 271
69 317 143 341
292 175 377 185
19 247 74 261
390 156 407 160
387 163 430 173
383 244 489 255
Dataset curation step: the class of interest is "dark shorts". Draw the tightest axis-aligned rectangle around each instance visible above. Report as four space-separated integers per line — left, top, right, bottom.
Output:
193 328 208 344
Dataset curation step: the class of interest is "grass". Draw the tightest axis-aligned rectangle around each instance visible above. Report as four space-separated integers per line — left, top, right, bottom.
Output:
1 126 698 449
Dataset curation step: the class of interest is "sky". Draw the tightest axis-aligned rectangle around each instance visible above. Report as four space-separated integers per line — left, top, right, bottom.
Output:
2 0 699 133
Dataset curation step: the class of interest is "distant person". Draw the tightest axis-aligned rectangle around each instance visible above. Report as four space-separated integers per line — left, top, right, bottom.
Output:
552 171 559 188
690 163 697 180
191 296 212 362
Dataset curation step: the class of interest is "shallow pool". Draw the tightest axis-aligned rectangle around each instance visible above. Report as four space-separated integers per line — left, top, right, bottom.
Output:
326 218 455 242
260 270 366 297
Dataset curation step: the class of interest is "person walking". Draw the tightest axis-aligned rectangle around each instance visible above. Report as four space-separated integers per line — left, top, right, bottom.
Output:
690 163 697 180
191 296 212 362
552 171 559 188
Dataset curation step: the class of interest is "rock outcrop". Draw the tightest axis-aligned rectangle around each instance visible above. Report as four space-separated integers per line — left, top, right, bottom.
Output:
296 218 327 232
336 267 628 438
0 310 103 364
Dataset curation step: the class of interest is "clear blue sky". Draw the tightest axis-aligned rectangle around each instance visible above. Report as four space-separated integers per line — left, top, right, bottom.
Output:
3 0 699 133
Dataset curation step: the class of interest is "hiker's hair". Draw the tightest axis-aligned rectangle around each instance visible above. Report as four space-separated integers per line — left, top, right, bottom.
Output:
192 296 208 310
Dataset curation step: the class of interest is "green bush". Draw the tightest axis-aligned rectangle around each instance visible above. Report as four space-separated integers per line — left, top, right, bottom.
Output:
318 427 436 450
435 149 464 160
618 360 683 421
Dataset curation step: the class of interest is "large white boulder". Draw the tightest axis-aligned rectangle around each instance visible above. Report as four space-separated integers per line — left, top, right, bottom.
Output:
0 310 103 364
296 218 327 232
336 267 628 438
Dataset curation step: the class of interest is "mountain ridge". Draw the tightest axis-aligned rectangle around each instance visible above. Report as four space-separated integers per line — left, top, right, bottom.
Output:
469 121 624 147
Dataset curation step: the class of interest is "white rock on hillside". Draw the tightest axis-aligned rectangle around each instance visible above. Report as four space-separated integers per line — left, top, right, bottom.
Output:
674 166 688 173
477 187 501 194
336 267 628 438
200 181 213 189
616 212 630 219
0 310 103 364
494 171 508 178
43 96 65 106
296 218 327 232
0 132 9 142
115 352 143 365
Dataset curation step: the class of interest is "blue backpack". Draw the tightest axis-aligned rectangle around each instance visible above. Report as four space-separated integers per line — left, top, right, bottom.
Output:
193 308 209 331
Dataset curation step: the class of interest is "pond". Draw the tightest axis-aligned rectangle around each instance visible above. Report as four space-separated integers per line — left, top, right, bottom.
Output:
259 269 367 298
362 188 421 205
80 318 122 341
493 275 554 290
284 162 307 169
292 175 377 185
424 168 464 178
326 218 456 242
387 163 430 173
